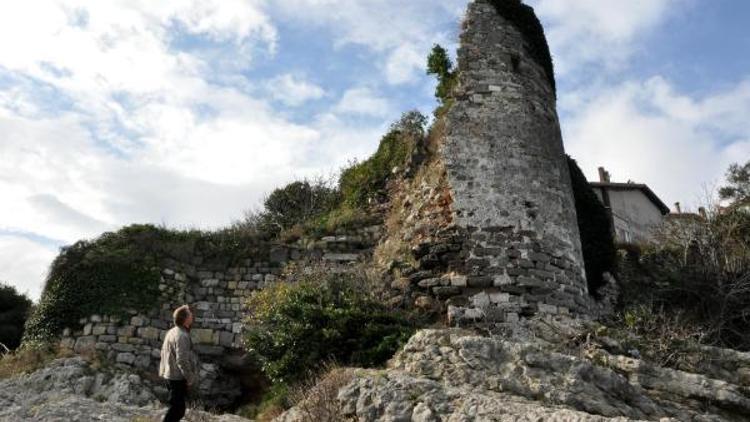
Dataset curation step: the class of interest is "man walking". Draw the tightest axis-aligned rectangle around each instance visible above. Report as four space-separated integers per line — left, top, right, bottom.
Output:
159 305 199 422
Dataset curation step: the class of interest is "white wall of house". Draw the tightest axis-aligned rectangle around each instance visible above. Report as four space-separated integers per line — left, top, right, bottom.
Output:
592 188 665 243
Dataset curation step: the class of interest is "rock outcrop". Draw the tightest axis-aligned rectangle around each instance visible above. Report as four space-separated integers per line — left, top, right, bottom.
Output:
280 321 750 421
0 356 249 421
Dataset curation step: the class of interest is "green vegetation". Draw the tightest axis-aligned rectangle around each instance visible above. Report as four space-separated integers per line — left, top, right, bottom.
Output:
242 110 427 240
567 156 617 295
719 160 750 205
242 268 417 384
489 0 556 94
253 179 341 236
23 224 268 343
0 283 32 352
426 44 457 109
338 110 425 209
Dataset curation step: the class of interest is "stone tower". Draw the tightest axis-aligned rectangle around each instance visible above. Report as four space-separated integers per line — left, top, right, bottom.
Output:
442 0 589 323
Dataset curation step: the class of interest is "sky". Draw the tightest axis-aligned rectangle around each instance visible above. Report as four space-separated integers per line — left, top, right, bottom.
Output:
1 0 748 301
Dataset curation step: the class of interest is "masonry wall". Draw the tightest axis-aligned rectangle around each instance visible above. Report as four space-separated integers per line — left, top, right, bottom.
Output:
441 0 588 324
377 0 591 328
59 225 382 406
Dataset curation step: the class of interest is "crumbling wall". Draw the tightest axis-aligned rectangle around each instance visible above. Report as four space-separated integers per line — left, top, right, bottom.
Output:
58 225 382 407
378 0 590 328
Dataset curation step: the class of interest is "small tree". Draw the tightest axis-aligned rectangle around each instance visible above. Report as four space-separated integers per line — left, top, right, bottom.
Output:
719 161 750 206
261 179 340 233
426 44 457 105
0 283 33 352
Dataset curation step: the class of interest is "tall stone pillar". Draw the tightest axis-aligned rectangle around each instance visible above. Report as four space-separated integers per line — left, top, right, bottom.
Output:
443 0 589 323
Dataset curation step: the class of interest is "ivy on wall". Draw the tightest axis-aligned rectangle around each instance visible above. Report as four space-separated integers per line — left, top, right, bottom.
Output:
22 224 270 344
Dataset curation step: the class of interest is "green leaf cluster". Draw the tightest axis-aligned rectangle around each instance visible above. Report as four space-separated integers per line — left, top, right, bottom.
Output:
243 272 416 383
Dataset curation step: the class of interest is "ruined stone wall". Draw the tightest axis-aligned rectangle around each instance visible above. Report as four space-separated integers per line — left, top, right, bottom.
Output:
377 0 591 327
442 0 588 323
59 225 382 406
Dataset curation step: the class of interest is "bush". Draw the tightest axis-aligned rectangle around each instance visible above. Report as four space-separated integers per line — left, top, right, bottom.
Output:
567 156 617 295
0 283 32 352
339 114 424 208
260 179 340 235
613 305 706 369
243 268 416 383
621 206 750 350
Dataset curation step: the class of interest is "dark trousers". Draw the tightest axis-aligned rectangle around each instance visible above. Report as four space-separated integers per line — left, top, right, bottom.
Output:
163 379 188 422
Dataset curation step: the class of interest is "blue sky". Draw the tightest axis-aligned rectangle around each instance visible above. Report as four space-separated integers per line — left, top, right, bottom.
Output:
0 0 748 301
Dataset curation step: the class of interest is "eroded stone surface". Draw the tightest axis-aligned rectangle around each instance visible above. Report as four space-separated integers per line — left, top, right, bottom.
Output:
277 323 750 422
0 356 250 422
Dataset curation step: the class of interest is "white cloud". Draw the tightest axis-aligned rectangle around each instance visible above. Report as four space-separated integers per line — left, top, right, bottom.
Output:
0 235 58 301
334 87 391 117
529 0 683 74
270 0 465 85
564 76 750 211
265 74 325 106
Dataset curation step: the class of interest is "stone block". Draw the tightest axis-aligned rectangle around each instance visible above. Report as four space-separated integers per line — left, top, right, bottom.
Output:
134 354 151 369
489 292 510 303
471 292 491 308
112 343 136 352
74 336 97 353
450 275 467 287
219 331 234 347
138 326 161 340
116 352 136 365
195 345 224 356
99 335 117 343
83 323 93 336
467 276 492 288
92 324 107 336
117 326 135 337
191 328 215 345
131 316 148 327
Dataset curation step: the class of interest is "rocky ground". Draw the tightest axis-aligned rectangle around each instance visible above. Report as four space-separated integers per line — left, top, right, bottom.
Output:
281 318 750 422
4 317 750 421
0 356 248 422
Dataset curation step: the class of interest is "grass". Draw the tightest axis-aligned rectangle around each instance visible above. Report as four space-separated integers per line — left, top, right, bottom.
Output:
0 342 73 380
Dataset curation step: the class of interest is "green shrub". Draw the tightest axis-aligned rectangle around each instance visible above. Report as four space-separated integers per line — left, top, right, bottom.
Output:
339 125 421 208
260 180 340 235
427 44 458 105
0 283 32 352
243 269 416 383
567 156 617 295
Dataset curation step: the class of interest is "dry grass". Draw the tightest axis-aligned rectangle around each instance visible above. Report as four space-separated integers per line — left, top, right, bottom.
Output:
287 363 356 422
0 343 73 380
